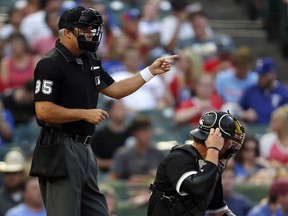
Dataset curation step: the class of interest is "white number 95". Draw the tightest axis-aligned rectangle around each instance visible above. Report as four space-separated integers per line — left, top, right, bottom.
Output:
35 80 53 95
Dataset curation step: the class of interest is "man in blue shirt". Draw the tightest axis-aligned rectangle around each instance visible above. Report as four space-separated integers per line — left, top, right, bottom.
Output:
239 57 288 124
215 47 258 103
248 178 288 216
222 165 253 216
5 177 46 216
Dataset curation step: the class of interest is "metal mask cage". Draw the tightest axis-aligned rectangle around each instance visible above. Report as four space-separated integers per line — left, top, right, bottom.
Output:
232 119 245 149
75 26 103 38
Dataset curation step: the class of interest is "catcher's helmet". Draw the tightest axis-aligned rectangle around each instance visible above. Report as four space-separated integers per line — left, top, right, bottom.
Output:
190 111 245 150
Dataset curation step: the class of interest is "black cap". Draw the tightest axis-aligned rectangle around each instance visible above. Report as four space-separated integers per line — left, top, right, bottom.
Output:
58 6 85 30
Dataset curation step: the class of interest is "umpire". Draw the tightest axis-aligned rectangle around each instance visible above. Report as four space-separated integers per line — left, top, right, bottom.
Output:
147 111 245 216
30 5 177 216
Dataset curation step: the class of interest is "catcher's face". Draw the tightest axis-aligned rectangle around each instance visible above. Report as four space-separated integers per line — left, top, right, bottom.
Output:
219 139 232 157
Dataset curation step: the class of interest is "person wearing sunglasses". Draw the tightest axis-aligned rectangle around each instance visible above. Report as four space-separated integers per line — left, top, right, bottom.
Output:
147 110 245 216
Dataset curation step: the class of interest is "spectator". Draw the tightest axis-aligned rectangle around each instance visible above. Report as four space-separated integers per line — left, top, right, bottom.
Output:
91 1 121 58
31 9 59 57
214 46 258 104
182 10 218 61
111 47 174 112
259 104 288 169
120 8 151 64
17 0 41 16
203 36 236 76
0 8 24 41
1 80 35 126
165 46 203 104
159 0 194 54
0 100 14 145
138 0 163 64
5 177 46 216
174 73 223 125
108 114 165 182
91 99 131 173
0 150 26 216
239 57 288 124
19 0 62 46
101 34 129 75
247 177 288 216
222 165 254 216
138 1 161 36
233 136 272 184
248 0 264 21
262 0 282 41
0 32 40 92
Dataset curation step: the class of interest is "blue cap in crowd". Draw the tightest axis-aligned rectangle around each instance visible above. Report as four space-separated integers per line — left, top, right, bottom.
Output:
122 8 140 22
255 57 276 75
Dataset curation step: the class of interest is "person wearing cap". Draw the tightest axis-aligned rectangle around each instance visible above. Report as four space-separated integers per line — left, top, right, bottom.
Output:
30 5 178 216
147 110 245 216
238 57 288 124
0 150 26 216
247 178 288 216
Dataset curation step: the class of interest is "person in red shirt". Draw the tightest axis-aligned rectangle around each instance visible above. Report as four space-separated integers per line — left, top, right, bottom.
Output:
174 73 223 125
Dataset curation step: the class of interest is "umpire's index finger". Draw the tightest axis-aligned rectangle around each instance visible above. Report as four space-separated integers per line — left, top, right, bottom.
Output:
166 55 179 60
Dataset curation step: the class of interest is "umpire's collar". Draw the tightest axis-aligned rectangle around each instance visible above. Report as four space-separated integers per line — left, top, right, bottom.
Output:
55 40 88 63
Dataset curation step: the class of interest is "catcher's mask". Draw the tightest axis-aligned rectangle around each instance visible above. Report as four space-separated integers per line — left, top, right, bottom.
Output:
190 111 245 159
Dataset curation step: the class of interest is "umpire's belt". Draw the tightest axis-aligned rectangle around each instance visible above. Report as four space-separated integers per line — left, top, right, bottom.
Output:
65 133 92 145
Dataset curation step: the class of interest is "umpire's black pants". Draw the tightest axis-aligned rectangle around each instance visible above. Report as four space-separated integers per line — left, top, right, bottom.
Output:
38 137 109 216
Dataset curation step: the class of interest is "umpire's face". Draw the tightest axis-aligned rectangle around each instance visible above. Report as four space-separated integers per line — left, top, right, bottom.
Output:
74 26 95 41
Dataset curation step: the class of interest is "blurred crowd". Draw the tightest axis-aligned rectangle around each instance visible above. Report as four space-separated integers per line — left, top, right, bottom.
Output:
0 0 287 215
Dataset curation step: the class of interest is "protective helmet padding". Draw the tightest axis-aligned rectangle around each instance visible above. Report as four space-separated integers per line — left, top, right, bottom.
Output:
190 111 245 146
75 8 103 28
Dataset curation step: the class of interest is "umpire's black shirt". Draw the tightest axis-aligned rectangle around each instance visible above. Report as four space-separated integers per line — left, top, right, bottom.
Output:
34 40 114 136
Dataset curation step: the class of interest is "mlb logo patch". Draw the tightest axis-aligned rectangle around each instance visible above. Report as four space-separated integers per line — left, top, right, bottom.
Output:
95 76 100 85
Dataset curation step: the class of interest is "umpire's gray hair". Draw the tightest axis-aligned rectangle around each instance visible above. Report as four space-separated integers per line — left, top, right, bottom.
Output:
59 29 65 38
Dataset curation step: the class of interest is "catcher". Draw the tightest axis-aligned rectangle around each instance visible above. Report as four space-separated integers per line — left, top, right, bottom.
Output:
147 110 245 216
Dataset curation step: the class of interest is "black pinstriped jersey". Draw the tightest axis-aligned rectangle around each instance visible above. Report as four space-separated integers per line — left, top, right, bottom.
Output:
147 144 227 216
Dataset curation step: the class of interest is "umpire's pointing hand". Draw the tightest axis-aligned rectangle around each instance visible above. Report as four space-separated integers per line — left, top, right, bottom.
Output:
148 55 178 75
